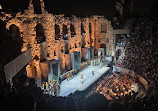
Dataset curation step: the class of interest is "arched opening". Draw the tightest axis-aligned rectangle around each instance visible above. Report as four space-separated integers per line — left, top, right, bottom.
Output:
1 21 24 67
81 23 85 48
81 23 85 35
100 43 106 55
54 50 57 56
55 24 60 40
89 23 92 34
89 23 93 45
101 23 107 33
35 23 46 44
9 24 23 54
75 43 77 48
69 45 71 50
63 24 68 40
32 0 42 14
70 24 76 37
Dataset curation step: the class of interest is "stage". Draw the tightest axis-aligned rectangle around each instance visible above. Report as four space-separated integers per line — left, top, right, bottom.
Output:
59 64 110 97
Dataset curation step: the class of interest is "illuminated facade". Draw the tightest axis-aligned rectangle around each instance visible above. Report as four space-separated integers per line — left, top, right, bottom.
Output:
0 0 114 79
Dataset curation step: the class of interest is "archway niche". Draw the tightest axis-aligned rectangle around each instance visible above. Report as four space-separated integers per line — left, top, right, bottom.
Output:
35 23 46 44
101 23 107 33
89 23 93 45
75 43 77 48
63 24 68 40
9 24 23 54
32 0 42 14
55 24 60 40
81 23 85 35
70 24 76 37
89 23 92 34
81 23 85 48
54 50 57 56
100 43 106 55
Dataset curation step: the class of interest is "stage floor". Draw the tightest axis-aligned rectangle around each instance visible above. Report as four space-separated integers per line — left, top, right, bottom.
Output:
59 62 110 97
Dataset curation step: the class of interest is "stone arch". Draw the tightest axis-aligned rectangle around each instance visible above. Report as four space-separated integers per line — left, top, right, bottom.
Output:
55 24 60 40
101 22 107 33
32 0 42 14
9 24 23 53
35 23 46 44
63 24 68 40
70 24 76 37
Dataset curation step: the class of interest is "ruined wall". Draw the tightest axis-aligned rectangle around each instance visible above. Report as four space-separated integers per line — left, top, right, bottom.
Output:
0 0 114 79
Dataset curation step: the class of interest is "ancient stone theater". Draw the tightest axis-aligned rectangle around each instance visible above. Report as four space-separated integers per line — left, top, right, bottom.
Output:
0 0 115 80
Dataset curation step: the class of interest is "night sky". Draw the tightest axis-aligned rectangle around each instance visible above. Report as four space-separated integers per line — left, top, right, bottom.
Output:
0 0 158 16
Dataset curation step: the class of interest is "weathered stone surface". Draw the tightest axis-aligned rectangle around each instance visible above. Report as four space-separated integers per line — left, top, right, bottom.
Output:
0 0 115 79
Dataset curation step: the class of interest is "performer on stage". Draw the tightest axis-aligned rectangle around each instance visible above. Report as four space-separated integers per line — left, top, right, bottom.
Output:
81 75 83 84
56 81 60 96
100 57 103 68
92 70 95 76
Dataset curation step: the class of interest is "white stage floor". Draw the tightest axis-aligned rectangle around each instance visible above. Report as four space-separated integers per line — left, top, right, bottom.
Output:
59 65 110 97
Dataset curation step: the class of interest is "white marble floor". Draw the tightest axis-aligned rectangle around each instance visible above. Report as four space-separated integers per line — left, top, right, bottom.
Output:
59 64 110 97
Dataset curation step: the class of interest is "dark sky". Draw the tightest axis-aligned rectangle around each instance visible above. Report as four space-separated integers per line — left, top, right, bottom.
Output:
134 0 157 14
0 0 158 16
43 0 116 16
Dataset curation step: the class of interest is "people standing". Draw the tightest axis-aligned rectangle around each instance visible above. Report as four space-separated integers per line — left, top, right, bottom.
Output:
81 75 83 84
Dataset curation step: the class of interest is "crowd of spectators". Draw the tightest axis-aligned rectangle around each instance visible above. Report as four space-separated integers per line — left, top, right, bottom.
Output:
117 17 158 110
0 73 142 111
0 75 67 111
94 74 138 101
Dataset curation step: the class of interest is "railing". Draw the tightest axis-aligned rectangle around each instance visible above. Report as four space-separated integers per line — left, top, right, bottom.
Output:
4 48 32 82
60 58 101 81
60 68 78 81
80 61 91 70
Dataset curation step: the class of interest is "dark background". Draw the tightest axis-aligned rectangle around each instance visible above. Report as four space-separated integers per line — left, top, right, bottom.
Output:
0 0 158 16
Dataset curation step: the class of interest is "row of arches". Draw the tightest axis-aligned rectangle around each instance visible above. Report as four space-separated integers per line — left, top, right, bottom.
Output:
34 22 107 42
8 23 46 49
7 22 108 51
55 23 93 40
31 0 108 35
55 24 76 40
35 22 107 42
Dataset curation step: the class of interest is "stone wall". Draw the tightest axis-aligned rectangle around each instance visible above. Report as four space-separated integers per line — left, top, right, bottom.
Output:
0 0 114 79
